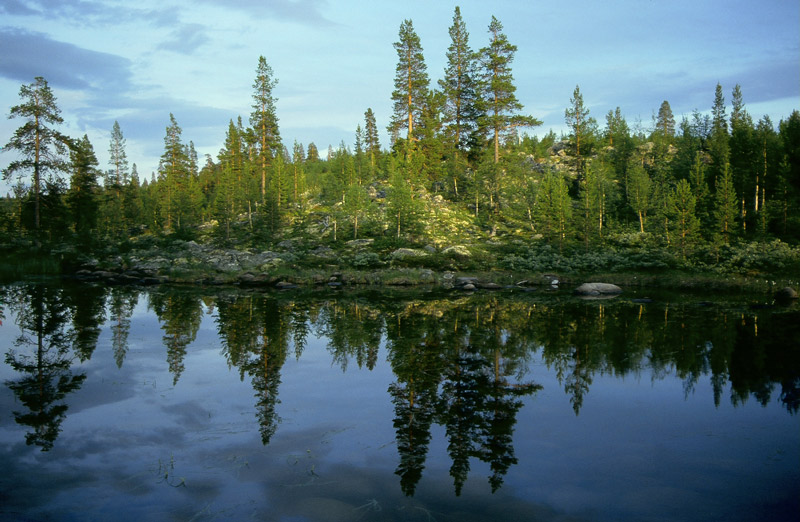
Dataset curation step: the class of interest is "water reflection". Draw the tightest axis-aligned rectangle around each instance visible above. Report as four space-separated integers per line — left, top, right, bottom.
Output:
3 284 88 450
2 282 798 493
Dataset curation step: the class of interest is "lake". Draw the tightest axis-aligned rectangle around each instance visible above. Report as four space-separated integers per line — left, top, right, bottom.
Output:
0 281 797 521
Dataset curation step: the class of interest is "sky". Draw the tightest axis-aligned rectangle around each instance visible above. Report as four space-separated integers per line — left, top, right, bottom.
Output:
0 0 798 192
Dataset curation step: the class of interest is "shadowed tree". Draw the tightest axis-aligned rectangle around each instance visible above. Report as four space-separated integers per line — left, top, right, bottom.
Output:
66 135 100 242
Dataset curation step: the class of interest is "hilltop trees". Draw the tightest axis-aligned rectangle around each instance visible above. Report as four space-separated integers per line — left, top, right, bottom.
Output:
1 9 798 270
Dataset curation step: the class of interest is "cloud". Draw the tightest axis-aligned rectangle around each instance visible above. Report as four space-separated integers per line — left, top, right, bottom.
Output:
157 23 210 54
0 0 177 27
0 27 133 91
195 0 337 27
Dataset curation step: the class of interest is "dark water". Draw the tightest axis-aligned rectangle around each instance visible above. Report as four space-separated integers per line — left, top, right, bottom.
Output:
0 282 797 522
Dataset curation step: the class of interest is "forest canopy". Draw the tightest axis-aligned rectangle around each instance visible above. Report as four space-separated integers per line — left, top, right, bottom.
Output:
2 8 799 278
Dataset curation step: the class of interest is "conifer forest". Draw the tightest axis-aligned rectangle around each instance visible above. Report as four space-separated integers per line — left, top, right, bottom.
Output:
2 8 800 281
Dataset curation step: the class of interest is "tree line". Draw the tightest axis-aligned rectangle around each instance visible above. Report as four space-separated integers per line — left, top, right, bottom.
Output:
2 7 799 257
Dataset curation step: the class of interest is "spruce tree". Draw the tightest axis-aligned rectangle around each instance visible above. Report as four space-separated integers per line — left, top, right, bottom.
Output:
66 135 100 241
250 56 281 205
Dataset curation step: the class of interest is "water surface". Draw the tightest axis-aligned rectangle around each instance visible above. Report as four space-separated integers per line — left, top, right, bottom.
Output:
1 282 797 521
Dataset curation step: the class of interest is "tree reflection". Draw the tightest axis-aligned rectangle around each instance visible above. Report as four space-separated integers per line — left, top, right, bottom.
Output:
2 282 796 484
385 303 445 496
107 286 139 368
149 287 204 384
216 293 291 445
3 284 87 451
385 298 539 496
316 299 383 371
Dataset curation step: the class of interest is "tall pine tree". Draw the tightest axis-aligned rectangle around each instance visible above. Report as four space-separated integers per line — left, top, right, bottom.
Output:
389 20 429 145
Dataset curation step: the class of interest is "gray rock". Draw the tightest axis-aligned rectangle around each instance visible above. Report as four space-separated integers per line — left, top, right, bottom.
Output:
461 283 476 291
275 281 298 289
346 239 374 248
456 277 479 286
775 286 798 301
390 248 429 259
442 245 471 259
477 282 503 290
574 282 623 295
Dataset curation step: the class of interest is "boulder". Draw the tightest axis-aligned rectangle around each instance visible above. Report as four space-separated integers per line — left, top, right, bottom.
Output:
775 286 798 301
477 282 503 290
442 245 471 259
461 283 476 291
346 239 374 248
275 281 298 289
390 248 429 260
574 282 623 295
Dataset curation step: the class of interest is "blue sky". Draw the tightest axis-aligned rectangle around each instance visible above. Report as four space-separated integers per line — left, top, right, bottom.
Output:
1 0 798 190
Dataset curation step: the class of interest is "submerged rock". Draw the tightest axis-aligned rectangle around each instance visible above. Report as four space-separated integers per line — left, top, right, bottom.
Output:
574 282 623 295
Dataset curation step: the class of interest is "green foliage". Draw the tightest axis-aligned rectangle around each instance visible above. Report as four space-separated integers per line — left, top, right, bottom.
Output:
390 19 429 143
2 23 798 278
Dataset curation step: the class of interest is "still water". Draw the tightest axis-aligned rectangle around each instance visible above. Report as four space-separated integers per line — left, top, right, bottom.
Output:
0 281 797 521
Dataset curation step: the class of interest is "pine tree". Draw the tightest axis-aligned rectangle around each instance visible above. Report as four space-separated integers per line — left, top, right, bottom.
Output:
250 56 281 205
108 121 129 186
714 162 738 244
627 160 652 233
158 113 199 232
728 84 756 233
364 108 381 171
655 100 675 140
481 16 540 164
708 83 730 189
342 183 372 239
440 6 482 165
2 77 70 235
579 161 613 246
564 85 594 176
386 166 422 239
291 140 306 206
535 171 572 251
669 179 700 258
390 19 429 146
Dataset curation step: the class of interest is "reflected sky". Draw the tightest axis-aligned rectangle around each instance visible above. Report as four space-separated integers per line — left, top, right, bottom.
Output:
0 283 797 521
